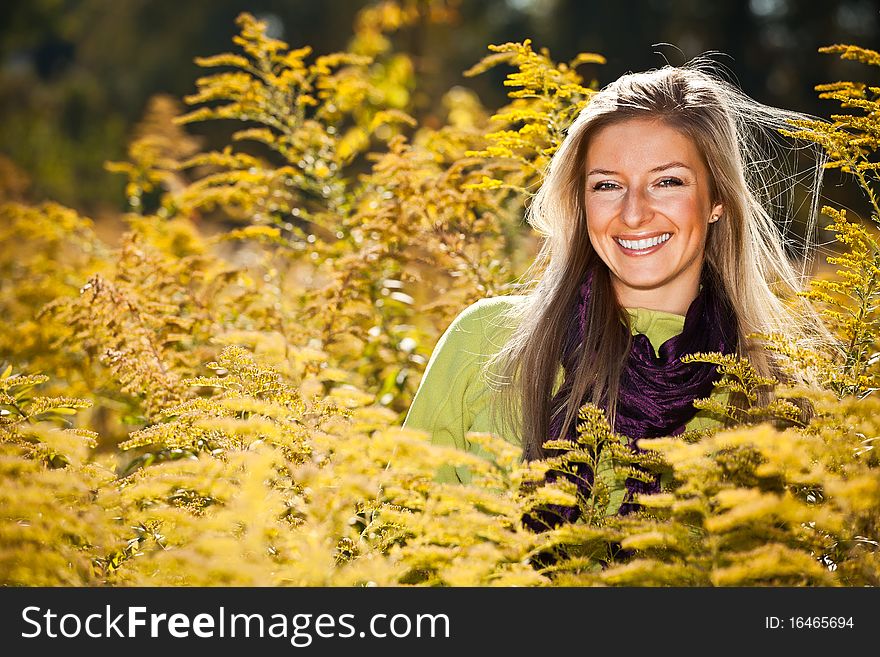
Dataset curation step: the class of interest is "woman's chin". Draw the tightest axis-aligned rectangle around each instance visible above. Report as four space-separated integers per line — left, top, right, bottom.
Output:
612 273 671 293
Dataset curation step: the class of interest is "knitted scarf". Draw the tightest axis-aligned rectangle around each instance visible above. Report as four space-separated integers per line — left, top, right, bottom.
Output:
531 267 738 528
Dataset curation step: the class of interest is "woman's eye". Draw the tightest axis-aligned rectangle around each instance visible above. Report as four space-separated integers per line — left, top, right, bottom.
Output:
658 177 683 187
593 181 619 191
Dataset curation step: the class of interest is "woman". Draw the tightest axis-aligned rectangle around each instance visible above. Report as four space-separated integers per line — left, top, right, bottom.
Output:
402 63 840 520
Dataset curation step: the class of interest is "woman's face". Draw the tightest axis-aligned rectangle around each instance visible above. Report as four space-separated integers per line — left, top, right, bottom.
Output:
584 118 723 314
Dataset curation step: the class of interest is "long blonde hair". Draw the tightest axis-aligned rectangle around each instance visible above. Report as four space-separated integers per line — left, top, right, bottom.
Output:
486 62 842 461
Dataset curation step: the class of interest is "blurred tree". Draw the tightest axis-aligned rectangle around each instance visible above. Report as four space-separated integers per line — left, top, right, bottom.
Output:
0 0 877 217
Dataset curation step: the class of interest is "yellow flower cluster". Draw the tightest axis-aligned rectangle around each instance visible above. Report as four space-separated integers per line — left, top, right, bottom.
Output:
0 6 878 586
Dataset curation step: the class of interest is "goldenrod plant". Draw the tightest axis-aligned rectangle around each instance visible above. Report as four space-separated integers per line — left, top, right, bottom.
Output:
0 5 878 585
463 38 604 197
0 366 120 585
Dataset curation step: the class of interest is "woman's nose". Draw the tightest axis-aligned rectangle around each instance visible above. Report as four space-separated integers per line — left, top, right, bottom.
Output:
621 187 651 227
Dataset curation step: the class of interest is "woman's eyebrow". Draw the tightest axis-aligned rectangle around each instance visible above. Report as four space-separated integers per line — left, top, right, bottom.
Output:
587 161 692 176
650 161 691 172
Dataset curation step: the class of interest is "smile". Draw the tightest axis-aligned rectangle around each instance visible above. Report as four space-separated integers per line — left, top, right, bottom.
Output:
614 232 671 253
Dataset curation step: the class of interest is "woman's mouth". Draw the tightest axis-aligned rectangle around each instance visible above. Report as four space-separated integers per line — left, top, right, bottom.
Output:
614 232 671 255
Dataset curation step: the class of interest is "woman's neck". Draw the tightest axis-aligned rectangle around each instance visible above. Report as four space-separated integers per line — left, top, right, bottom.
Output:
612 275 701 315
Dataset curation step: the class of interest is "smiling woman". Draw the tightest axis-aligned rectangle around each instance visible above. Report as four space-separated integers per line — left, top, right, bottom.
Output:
585 119 723 314
402 63 842 522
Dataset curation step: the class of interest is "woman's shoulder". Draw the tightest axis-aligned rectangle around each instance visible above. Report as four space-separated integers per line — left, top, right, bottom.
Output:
439 295 525 363
450 294 525 335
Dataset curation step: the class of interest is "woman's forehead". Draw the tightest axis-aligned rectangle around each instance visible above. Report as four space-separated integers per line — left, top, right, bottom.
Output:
585 119 706 173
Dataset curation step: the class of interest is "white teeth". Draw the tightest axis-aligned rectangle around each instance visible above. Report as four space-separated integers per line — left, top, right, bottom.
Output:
616 233 671 250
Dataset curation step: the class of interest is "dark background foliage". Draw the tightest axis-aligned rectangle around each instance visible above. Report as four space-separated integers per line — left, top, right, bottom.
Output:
2 0 879 220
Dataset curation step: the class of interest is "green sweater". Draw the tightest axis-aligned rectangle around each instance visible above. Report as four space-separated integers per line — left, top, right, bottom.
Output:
402 295 726 515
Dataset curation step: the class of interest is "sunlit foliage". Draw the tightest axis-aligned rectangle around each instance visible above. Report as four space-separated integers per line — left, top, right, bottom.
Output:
0 7 878 586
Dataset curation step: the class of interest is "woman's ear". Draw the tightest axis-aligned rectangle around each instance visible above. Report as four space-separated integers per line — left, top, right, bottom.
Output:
709 203 724 223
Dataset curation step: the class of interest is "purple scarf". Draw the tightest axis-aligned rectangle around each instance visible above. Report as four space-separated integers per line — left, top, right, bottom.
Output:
531 267 737 527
